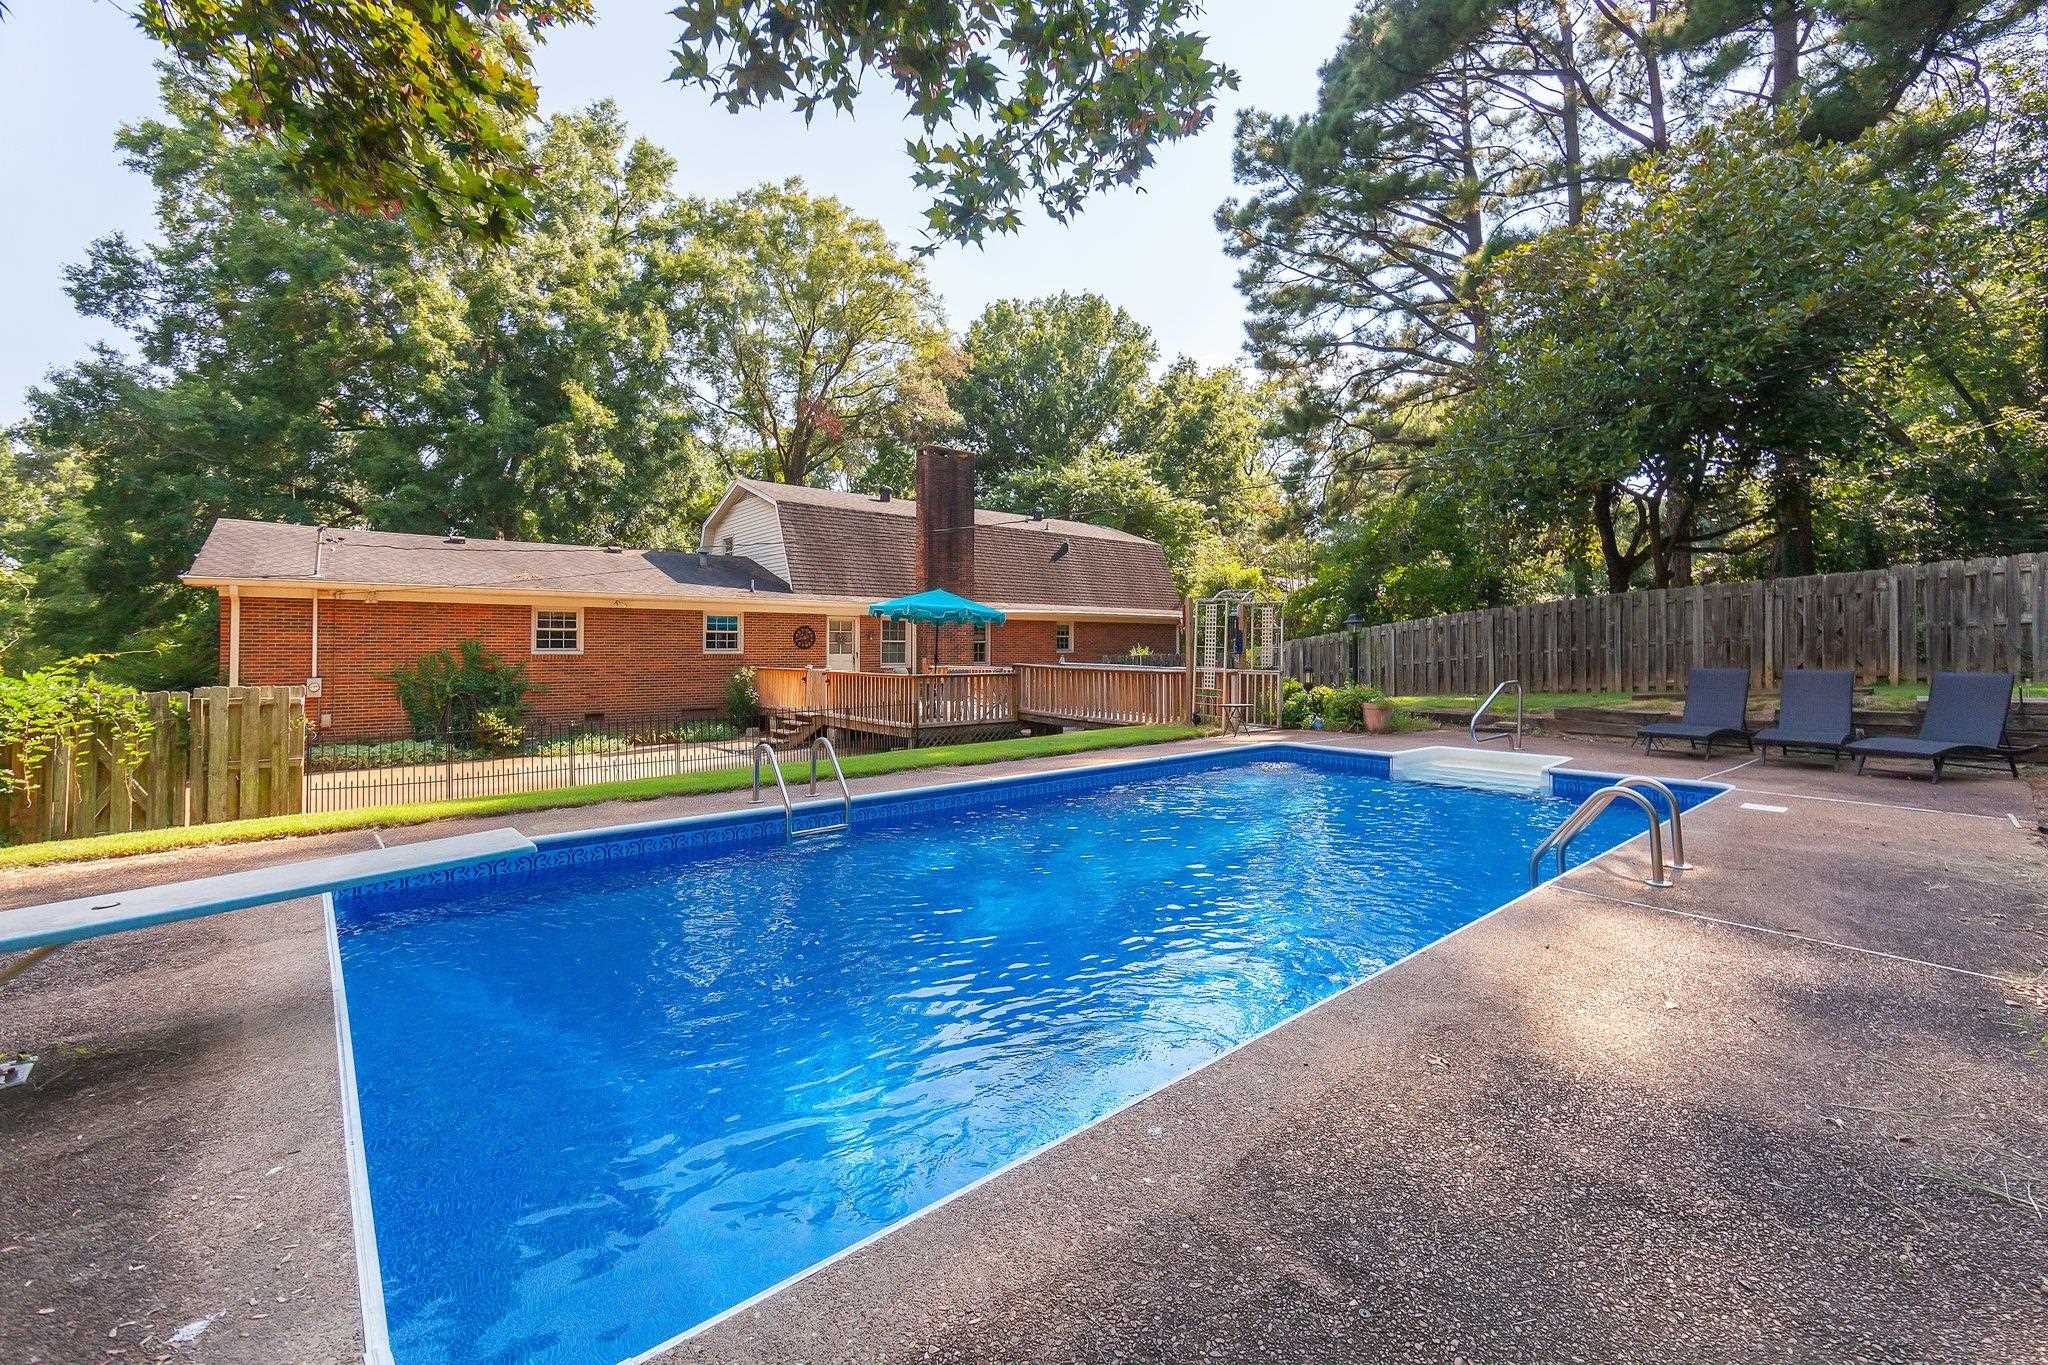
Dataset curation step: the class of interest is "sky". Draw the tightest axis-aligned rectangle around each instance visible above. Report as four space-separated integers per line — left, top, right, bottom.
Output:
0 1 1357 424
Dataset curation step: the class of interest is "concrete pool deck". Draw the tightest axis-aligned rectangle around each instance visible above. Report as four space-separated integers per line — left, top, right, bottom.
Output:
3 732 2043 1362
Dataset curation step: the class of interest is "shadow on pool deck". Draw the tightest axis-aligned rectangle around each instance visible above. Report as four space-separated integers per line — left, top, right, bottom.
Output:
2 731 2044 1364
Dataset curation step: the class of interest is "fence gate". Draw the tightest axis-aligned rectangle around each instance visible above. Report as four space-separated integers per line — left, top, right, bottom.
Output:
1193 591 1284 729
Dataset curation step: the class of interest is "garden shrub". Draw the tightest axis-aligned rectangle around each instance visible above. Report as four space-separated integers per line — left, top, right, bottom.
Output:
533 732 631 757
1319 683 1388 731
473 707 526 754
386 639 532 739
0 657 156 803
1280 678 1312 728
307 739 458 772
668 720 739 743
724 667 761 729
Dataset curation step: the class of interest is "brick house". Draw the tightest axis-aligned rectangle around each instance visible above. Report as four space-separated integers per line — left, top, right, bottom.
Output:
183 448 1185 739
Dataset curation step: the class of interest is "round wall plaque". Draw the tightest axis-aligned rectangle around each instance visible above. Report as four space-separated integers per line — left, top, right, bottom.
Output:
792 625 817 650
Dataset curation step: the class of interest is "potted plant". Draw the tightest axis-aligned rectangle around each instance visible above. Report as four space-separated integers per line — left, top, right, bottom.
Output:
1356 686 1394 733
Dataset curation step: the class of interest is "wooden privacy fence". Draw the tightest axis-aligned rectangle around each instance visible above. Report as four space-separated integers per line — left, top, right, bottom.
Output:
3 686 306 843
1284 553 2047 696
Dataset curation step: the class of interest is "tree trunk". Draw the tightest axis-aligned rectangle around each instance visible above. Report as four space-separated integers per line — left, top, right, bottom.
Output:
1769 0 1803 103
1773 459 1818 577
1553 0 1585 225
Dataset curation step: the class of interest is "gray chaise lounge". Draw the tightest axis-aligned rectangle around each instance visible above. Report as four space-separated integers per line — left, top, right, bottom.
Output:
1752 669 1856 765
1845 671 2018 781
1636 667 1753 757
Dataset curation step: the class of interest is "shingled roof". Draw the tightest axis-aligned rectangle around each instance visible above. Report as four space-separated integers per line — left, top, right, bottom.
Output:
716 479 1183 615
185 520 790 599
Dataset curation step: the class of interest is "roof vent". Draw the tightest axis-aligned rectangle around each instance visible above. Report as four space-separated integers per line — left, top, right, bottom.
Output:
443 529 466 545
877 488 892 502
602 544 622 554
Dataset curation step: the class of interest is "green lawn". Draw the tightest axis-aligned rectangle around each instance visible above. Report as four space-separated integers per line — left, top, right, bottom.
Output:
1391 690 1636 716
0 724 1209 873
1394 681 2045 717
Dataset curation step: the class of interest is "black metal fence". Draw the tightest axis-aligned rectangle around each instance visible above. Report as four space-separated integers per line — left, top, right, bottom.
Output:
304 712 766 813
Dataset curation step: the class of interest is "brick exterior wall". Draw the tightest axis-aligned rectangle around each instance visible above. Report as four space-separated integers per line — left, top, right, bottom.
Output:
222 595 1181 738
227 596 831 738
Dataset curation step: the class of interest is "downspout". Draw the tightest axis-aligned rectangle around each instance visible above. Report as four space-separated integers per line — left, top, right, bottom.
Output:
310 525 325 685
227 585 242 687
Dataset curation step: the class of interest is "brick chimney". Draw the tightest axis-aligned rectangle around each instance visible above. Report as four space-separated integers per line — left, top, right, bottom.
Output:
914 445 976 596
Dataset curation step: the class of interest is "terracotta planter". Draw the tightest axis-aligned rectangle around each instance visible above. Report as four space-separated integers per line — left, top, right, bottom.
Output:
1361 702 1394 734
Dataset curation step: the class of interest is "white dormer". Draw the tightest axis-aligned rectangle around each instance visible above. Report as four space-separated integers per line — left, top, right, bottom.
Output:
698 483 790 583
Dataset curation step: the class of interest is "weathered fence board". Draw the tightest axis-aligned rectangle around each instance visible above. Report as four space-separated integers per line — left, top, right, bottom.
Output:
1285 553 2044 695
3 686 304 843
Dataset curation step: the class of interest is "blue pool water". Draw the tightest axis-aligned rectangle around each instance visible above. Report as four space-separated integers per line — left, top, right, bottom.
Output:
332 751 1715 1364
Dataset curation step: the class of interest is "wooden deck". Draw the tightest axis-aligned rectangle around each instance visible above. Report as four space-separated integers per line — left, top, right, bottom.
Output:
755 664 1203 740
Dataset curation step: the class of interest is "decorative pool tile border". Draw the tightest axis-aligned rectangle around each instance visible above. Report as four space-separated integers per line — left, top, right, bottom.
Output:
335 742 1400 920
1549 768 1721 811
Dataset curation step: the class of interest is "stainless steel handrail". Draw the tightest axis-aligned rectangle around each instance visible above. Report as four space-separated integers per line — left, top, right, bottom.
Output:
1611 775 1689 870
751 738 852 839
751 739 796 837
1528 785 1671 888
1470 679 1525 751
803 736 853 835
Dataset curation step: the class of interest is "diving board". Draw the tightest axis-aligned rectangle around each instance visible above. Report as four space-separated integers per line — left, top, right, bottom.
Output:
0 828 535 955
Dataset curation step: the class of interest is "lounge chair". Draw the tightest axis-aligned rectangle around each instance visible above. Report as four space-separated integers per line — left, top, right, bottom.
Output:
1636 667 1753 757
1752 669 1856 765
1846 671 2019 782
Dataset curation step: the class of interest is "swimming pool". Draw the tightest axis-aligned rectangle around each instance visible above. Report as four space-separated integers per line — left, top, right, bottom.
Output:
327 744 1720 1365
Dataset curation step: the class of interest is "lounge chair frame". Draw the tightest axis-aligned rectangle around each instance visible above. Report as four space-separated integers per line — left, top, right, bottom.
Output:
1847 672 2022 783
1636 667 1754 758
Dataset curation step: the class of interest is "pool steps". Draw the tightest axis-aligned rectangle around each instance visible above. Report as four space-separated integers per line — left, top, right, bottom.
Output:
1387 745 1571 796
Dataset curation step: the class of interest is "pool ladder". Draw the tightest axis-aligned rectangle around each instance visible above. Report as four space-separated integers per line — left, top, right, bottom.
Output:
1529 776 1689 889
1470 679 1525 751
752 737 852 839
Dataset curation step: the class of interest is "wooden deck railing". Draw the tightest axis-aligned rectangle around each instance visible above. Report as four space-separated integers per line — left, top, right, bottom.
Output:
757 663 1199 734
1016 664 1191 727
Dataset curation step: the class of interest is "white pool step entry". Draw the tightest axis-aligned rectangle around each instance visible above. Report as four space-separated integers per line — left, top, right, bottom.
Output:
1387 745 1572 796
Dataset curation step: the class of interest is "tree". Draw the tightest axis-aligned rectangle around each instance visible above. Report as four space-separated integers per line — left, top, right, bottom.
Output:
1119 358 1284 542
670 0 1236 248
134 1 595 239
78 1 1233 247
23 80 712 684
1285 486 1508 635
676 180 957 488
948 293 1156 498
1223 0 2044 510
997 451 1211 573
1446 111 1943 588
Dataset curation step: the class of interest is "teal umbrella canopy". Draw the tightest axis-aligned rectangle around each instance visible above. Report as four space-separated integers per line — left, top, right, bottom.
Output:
867 588 1006 625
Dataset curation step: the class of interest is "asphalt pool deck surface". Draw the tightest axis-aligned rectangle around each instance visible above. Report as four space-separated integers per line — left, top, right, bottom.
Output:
3 734 2044 1364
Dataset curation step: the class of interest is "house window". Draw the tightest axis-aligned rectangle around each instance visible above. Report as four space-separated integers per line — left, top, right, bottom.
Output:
879 618 910 668
533 608 581 654
704 613 742 653
972 622 989 664
1054 622 1073 653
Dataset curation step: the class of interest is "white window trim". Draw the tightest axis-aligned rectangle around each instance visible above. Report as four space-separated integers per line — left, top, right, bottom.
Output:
532 606 584 655
879 617 914 670
1054 621 1074 654
971 621 989 664
703 611 744 654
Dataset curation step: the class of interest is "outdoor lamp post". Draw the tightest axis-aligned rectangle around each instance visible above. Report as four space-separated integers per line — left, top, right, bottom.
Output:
1344 613 1363 685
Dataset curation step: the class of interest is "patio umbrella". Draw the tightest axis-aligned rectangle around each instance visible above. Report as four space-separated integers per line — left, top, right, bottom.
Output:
868 589 1006 671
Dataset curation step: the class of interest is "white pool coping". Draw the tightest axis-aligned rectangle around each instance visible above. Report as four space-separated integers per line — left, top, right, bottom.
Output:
0 827 536 954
